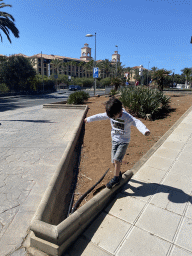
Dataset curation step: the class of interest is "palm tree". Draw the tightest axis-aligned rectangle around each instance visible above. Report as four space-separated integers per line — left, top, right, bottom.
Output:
116 62 124 77
78 61 85 77
0 0 19 43
152 68 171 91
84 60 94 77
50 59 62 75
111 77 123 91
181 68 192 86
98 59 112 78
60 61 67 75
151 66 158 72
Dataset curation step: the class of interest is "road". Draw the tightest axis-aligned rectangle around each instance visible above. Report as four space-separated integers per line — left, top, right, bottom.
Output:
0 89 106 112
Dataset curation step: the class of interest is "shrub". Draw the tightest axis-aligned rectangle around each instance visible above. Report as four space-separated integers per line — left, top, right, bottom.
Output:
67 91 89 104
120 86 171 119
110 89 118 96
0 83 9 93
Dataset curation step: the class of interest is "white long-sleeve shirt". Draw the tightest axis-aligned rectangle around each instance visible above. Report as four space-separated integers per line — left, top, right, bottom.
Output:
86 109 150 143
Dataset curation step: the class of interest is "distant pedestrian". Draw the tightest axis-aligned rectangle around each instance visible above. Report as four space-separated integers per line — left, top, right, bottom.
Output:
84 97 150 189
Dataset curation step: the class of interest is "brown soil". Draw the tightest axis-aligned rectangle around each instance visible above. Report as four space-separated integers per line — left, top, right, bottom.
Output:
72 92 192 209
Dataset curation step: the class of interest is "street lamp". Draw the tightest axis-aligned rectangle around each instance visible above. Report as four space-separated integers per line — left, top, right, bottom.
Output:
86 33 96 95
172 69 175 87
115 45 118 77
147 61 150 85
139 65 143 85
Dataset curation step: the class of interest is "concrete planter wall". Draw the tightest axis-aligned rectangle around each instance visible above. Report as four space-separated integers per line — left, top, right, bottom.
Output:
29 102 134 255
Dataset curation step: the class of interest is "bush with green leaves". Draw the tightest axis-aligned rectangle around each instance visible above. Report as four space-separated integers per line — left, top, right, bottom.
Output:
67 91 89 104
0 83 9 93
120 86 171 119
110 89 118 96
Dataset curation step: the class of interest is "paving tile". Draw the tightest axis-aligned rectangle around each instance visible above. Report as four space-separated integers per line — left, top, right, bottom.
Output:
133 165 167 183
122 179 159 202
183 136 192 148
175 122 192 131
181 116 192 124
163 172 192 194
185 198 192 219
136 204 181 241
175 217 192 251
177 151 192 165
117 226 171 256
161 141 185 150
10 248 26 256
166 132 189 143
169 161 192 177
170 245 192 256
150 186 189 215
105 193 146 224
66 236 112 256
19 193 42 213
152 147 180 160
144 156 175 171
83 212 131 254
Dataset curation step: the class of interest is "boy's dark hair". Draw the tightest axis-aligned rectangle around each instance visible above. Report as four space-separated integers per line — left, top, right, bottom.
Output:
105 97 122 118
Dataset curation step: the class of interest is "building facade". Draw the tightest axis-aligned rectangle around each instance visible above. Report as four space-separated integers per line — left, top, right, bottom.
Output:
1 44 121 79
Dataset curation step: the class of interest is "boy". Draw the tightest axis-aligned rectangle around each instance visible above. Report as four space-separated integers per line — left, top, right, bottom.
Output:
84 97 150 189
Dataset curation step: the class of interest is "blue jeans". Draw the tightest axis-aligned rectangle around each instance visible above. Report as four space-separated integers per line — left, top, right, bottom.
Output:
111 141 129 163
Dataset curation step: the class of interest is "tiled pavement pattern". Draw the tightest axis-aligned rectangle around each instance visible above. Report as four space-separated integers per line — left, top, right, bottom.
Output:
66 108 192 256
0 105 85 255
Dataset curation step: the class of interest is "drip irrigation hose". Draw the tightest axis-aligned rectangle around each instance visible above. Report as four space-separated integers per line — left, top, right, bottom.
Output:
71 168 110 214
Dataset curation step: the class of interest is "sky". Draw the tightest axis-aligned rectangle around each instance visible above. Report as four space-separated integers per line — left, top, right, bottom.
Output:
1 0 192 75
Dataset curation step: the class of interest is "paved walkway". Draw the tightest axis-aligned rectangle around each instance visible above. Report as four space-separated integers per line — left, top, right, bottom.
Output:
66 106 192 256
0 105 85 256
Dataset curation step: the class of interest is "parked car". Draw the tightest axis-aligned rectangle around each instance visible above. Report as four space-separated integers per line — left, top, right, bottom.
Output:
69 85 76 91
69 85 82 91
75 85 82 91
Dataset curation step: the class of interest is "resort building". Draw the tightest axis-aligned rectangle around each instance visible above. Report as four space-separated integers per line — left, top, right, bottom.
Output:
1 44 121 79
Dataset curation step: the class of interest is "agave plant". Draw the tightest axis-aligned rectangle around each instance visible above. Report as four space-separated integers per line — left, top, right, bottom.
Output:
120 87 170 119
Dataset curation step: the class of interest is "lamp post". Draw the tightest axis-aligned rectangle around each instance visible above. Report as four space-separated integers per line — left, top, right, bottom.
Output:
115 45 118 77
147 61 150 86
139 65 143 85
172 69 175 87
86 33 96 95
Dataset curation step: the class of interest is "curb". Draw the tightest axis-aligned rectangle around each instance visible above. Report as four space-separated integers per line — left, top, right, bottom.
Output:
29 101 133 256
30 171 133 255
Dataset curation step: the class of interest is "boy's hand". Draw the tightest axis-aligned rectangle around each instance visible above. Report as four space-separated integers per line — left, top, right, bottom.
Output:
145 131 150 136
84 118 87 123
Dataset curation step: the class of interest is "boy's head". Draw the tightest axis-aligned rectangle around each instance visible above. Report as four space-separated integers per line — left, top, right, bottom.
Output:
105 97 122 119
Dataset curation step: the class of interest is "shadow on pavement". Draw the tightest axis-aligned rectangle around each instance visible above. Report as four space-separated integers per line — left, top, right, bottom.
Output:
121 179 192 205
0 119 55 123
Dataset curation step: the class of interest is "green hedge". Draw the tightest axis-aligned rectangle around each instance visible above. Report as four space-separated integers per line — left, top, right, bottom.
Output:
67 91 89 104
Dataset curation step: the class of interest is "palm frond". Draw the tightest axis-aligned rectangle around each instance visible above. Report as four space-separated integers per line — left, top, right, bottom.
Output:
0 0 19 43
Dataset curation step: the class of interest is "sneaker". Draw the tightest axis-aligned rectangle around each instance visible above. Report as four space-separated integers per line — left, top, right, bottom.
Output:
106 176 120 189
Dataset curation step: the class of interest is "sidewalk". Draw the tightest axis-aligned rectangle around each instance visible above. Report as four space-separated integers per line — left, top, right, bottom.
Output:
66 106 192 256
0 105 86 256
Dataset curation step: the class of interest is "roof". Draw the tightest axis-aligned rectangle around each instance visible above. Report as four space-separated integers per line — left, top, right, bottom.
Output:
132 66 147 70
30 53 83 62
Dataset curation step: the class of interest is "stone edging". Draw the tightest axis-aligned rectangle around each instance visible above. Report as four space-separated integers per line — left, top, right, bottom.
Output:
29 102 192 255
29 101 133 255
